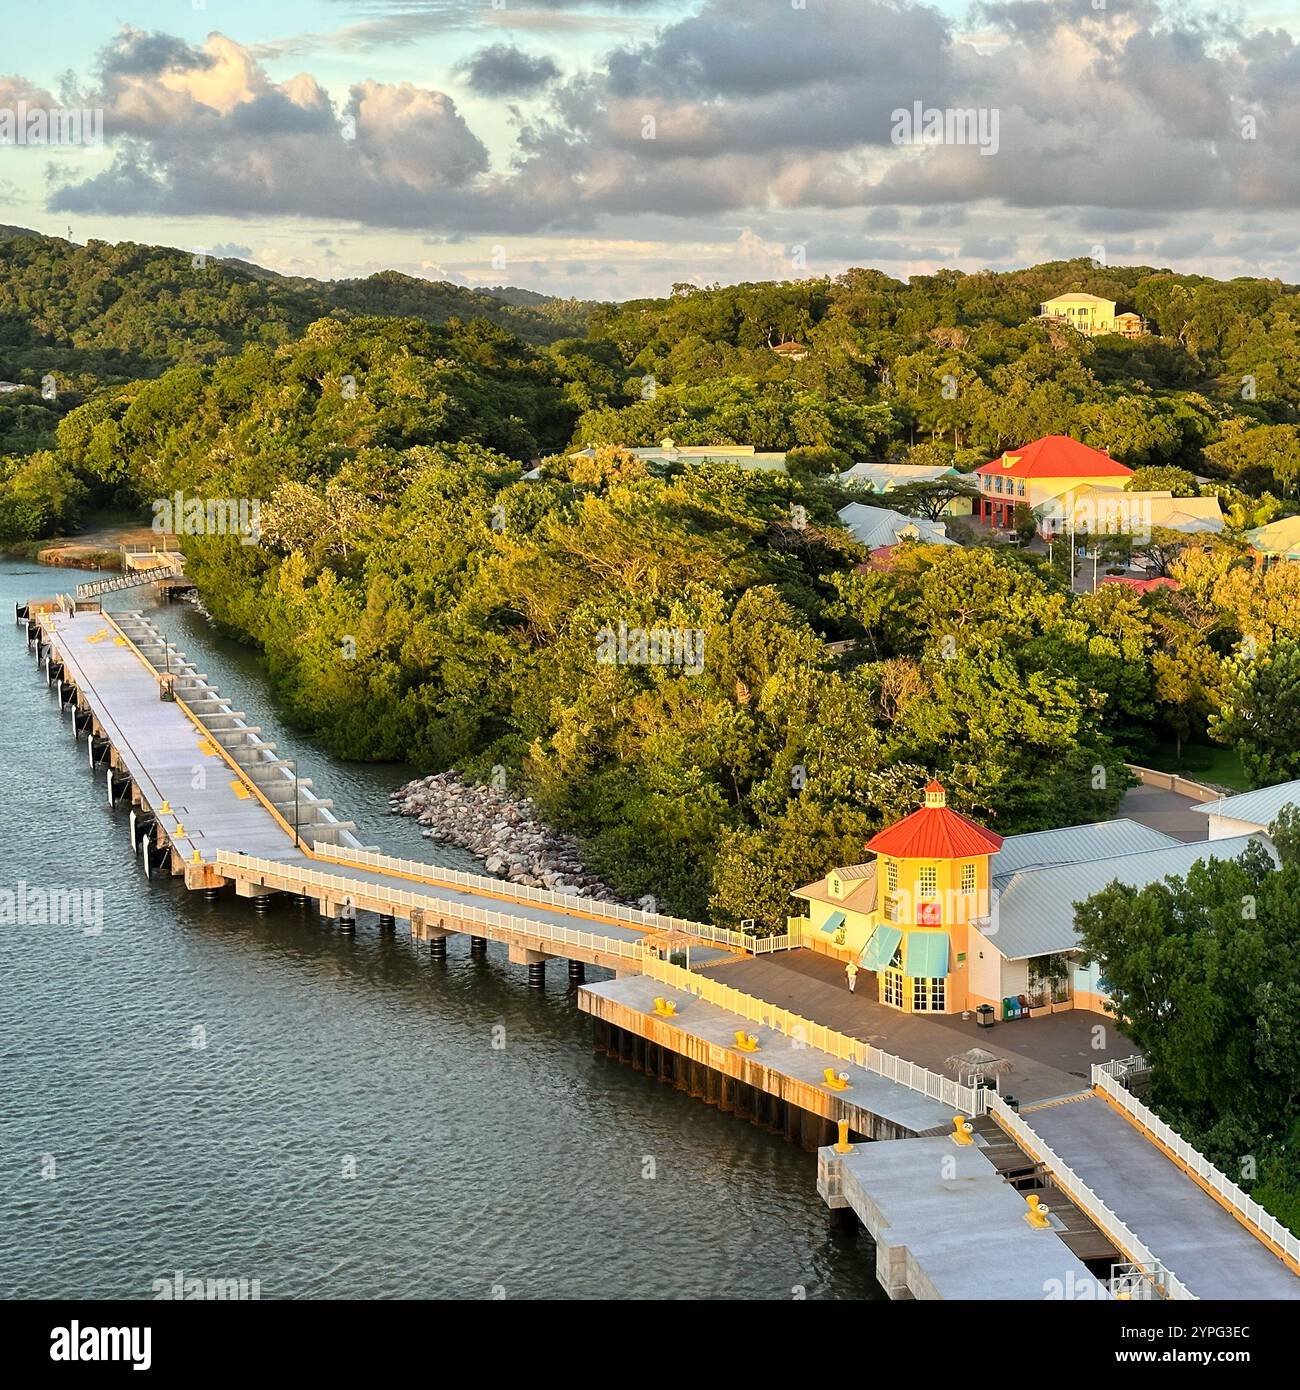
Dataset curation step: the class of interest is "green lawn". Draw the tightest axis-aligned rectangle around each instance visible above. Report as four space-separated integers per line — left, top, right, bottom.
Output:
1144 741 1252 792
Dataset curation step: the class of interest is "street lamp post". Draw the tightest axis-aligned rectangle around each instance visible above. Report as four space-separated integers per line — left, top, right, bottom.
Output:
284 757 300 850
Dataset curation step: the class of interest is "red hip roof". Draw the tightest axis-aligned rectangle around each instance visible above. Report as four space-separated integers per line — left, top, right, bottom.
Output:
975 435 1134 480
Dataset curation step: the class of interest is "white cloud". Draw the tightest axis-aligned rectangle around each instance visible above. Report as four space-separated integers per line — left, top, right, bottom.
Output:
3 2 1294 258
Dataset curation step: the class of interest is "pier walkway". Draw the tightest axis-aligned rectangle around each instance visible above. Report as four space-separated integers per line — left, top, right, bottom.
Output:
695 949 1131 1104
818 1137 1109 1300
1027 1094 1300 1300
17 598 1300 1302
23 603 712 973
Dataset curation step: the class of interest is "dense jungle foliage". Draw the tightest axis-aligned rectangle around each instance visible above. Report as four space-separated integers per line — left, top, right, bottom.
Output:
7 228 1300 1226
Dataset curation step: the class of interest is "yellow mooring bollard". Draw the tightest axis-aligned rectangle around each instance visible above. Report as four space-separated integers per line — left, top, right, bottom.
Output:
834 1119 853 1154
191 849 202 864
159 801 171 815
1024 1193 1052 1229
653 997 677 1018
951 1114 974 1145
733 1030 759 1052
823 1067 849 1092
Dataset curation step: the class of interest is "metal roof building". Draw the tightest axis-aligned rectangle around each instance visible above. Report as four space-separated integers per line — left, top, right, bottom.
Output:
1194 779 1300 838
986 833 1275 960
837 502 956 549
839 461 962 490
990 818 1180 878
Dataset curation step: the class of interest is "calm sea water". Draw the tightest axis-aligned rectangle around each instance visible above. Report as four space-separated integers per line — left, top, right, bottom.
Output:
0 560 880 1300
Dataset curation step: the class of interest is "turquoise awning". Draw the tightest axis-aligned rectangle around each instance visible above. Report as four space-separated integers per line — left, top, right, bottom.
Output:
860 925 902 972
820 910 846 935
906 931 950 978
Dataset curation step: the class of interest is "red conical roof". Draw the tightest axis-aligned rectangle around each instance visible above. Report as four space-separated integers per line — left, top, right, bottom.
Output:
865 782 1003 859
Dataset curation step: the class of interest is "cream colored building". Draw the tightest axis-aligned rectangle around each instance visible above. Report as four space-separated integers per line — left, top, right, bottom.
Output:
1037 293 1146 338
569 438 786 472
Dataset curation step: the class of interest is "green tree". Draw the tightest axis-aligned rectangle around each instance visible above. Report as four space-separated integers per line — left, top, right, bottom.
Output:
1074 828 1300 1230
1127 465 1200 497
1211 640 1300 786
786 444 850 477
1205 425 1300 497
887 477 981 521
1012 502 1038 543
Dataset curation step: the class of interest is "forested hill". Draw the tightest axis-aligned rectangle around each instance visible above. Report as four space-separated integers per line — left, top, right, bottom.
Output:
323 271 591 343
0 229 594 389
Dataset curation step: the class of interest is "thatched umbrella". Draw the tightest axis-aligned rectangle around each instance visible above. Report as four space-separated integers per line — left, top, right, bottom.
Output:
945 1046 1015 1089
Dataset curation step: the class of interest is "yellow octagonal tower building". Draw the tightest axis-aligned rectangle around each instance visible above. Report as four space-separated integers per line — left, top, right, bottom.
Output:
792 781 1002 1014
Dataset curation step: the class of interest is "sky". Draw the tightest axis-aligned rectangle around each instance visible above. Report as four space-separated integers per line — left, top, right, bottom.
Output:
1 0 1298 300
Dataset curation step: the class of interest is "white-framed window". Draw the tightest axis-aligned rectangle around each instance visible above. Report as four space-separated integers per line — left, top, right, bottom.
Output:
918 865 938 898
886 860 898 893
882 971 903 1008
960 862 977 895
912 976 946 1012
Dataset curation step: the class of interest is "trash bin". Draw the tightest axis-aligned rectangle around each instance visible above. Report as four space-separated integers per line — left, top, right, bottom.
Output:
976 1004 995 1029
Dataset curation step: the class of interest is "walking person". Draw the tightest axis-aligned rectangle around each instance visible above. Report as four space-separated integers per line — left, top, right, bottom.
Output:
845 960 858 994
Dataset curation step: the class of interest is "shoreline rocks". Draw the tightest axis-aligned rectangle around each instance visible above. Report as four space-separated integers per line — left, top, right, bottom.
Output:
389 771 643 907
181 589 214 622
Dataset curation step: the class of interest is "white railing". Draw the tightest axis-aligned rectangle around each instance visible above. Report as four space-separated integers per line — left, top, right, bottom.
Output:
1093 1067 1300 1270
316 841 796 956
639 954 983 1114
110 612 362 852
75 565 182 599
751 927 800 953
987 1093 1197 1300
213 850 648 963
1093 1054 1149 1081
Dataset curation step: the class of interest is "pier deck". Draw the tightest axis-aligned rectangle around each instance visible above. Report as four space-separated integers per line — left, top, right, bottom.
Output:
31 606 677 970
1027 1095 1300 1300
818 1137 1110 1300
46 607 305 861
580 972 954 1139
696 950 1129 1104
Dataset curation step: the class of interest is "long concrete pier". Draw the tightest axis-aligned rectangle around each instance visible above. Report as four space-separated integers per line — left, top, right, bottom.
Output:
19 601 700 976
17 593 1300 1302
581 971 956 1143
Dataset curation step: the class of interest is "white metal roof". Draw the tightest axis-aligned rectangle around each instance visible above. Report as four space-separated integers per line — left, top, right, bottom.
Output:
837 502 955 549
839 462 960 489
1193 779 1300 831
991 818 1180 879
984 834 1276 961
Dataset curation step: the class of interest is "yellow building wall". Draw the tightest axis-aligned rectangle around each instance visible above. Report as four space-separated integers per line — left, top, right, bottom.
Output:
796 852 1118 1018
796 897 875 960
874 852 993 1014
1042 296 1117 334
1023 477 1131 534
